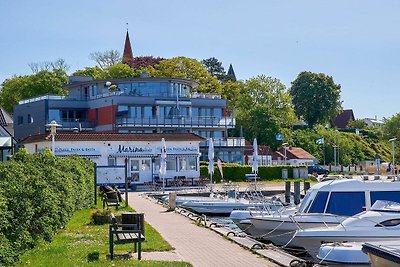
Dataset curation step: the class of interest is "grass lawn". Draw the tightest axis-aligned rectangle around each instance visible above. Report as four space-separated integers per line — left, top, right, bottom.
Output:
17 200 192 267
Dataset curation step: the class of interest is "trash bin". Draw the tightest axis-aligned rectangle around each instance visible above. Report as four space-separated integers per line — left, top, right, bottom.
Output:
282 168 288 179
293 168 299 179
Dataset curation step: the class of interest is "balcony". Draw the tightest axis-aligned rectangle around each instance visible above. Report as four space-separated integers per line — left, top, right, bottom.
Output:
51 119 95 131
115 116 235 129
200 138 246 148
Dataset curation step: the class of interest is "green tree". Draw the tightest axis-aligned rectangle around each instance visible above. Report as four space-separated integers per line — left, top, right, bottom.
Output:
235 105 282 149
147 57 222 93
89 50 121 70
201 57 226 82
290 71 342 127
0 70 68 113
72 66 107 80
382 113 400 162
236 75 297 128
105 63 142 79
347 119 367 129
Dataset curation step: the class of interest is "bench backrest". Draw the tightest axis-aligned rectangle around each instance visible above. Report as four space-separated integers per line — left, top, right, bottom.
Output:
105 191 119 201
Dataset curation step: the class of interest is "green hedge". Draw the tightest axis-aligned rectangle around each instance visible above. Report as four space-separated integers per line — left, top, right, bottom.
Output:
200 164 295 182
0 149 94 265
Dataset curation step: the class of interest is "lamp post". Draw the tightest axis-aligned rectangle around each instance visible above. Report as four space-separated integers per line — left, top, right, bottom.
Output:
45 120 61 155
282 142 288 165
389 138 397 174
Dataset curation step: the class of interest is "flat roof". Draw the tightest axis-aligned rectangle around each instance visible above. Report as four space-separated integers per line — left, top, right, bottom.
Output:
20 132 206 144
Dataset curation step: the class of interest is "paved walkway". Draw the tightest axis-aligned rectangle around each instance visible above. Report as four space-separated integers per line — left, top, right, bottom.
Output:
128 192 278 267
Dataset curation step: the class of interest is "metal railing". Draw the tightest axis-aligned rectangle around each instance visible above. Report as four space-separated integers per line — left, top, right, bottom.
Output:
115 116 235 129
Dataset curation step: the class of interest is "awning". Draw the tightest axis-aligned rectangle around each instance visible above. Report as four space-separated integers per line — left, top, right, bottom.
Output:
0 137 12 148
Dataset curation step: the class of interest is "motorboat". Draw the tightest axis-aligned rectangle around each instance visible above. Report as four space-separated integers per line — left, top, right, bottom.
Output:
161 193 226 206
248 179 400 247
362 241 400 267
229 207 296 237
294 200 400 260
317 242 370 266
180 198 284 216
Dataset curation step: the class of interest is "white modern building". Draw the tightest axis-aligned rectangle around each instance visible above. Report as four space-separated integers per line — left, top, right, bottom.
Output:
20 132 205 184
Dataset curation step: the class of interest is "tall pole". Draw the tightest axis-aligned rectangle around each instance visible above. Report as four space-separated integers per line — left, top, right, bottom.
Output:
51 133 55 155
333 146 337 172
323 142 326 166
389 138 397 174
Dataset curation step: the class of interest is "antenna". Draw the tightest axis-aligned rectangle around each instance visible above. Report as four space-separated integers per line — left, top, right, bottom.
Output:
126 22 129 32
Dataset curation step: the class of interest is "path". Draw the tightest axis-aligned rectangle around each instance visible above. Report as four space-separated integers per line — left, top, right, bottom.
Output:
128 192 278 267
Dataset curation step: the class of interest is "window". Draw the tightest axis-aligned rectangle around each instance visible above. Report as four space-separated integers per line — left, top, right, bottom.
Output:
375 219 400 227
308 191 329 213
371 191 400 205
108 157 116 166
326 192 365 216
188 157 197 171
166 158 176 171
17 116 23 125
178 158 188 171
27 114 33 124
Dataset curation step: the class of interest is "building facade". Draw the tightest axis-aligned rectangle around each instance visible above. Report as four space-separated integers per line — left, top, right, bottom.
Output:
14 76 245 163
21 132 204 184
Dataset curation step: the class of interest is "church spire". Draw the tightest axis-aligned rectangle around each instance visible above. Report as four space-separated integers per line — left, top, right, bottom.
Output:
122 28 134 66
226 64 236 81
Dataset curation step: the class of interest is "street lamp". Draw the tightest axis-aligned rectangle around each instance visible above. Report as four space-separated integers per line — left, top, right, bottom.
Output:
45 120 61 155
389 138 397 173
333 145 338 172
282 142 288 165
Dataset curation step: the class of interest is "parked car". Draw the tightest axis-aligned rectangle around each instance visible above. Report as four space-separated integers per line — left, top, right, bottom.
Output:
308 165 329 175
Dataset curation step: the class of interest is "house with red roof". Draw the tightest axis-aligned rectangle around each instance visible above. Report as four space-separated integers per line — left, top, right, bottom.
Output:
273 146 317 166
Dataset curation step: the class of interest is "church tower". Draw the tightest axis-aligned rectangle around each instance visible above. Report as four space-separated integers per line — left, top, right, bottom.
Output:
122 30 134 66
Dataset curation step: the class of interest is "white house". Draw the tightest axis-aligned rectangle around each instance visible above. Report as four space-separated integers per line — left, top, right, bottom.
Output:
20 132 205 184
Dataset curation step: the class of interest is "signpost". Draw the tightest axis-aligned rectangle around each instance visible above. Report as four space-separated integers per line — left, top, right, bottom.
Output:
94 161 128 205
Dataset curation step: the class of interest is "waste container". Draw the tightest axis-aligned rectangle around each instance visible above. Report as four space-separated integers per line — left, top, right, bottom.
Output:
293 168 299 178
282 168 288 179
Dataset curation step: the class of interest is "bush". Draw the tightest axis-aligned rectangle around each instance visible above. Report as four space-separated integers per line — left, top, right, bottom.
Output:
0 149 94 265
200 164 295 182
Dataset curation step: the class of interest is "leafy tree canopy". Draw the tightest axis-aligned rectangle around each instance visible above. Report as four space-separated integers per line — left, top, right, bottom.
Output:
147 57 222 93
290 71 342 128
236 75 297 128
0 70 68 113
201 57 226 82
89 50 121 70
347 119 367 129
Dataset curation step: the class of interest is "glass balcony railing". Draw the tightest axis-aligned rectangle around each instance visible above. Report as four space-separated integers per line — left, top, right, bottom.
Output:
200 137 246 147
115 116 235 129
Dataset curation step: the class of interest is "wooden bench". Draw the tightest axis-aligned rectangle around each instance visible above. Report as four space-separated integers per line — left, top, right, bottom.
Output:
109 214 145 260
103 190 120 210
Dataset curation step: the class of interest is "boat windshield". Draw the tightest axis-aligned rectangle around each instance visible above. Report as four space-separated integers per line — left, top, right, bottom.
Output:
298 189 316 213
370 200 400 212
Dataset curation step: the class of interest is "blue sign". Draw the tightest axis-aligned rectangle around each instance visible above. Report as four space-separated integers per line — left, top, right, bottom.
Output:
275 134 284 141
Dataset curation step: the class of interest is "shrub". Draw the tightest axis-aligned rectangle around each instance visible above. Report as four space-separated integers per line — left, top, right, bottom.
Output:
200 164 296 182
0 149 94 265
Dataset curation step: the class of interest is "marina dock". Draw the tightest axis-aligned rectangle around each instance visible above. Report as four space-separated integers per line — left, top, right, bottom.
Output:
128 192 283 267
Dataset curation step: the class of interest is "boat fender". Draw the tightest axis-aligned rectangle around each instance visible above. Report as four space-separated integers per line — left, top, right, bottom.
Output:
226 231 237 237
289 259 313 267
251 243 266 250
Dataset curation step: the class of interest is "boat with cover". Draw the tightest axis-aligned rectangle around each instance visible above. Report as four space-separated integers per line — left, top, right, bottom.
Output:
180 184 284 215
362 241 400 267
295 200 400 260
248 179 400 247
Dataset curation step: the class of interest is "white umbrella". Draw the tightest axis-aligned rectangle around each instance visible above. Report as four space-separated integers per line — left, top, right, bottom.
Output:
252 138 259 174
160 138 167 191
208 138 214 190
252 138 259 189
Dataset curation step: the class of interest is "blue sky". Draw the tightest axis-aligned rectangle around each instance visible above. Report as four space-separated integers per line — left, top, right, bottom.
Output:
1 0 399 119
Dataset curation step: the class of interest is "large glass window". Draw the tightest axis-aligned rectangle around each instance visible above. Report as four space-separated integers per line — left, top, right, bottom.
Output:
371 191 400 205
130 106 142 118
326 192 365 216
192 107 199 117
143 106 152 118
188 157 197 171
178 158 189 171
214 108 222 117
308 191 329 213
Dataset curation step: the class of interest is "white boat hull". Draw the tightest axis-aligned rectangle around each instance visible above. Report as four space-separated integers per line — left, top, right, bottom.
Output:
250 215 345 246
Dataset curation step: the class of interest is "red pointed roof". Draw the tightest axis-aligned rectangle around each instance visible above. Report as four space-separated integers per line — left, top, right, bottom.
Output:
122 31 134 66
